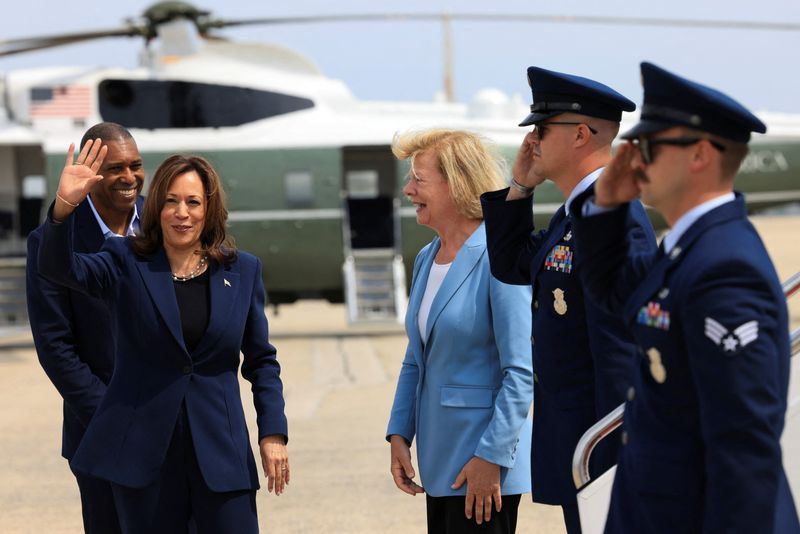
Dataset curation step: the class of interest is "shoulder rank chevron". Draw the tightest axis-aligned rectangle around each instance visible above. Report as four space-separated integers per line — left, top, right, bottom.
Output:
704 317 759 353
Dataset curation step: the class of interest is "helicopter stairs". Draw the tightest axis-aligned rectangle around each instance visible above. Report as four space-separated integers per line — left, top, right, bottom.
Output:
343 249 407 324
0 257 28 327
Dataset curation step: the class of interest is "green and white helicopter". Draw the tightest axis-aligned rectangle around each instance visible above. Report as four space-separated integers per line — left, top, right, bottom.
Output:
1 2 798 323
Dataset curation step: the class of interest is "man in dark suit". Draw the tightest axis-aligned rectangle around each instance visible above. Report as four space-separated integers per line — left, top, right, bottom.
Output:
570 62 800 533
26 122 144 534
480 67 657 534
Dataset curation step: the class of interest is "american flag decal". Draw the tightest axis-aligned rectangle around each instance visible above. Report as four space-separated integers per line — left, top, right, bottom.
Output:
29 85 92 119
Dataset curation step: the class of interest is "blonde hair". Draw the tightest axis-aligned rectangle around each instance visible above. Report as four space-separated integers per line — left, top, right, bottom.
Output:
392 129 506 219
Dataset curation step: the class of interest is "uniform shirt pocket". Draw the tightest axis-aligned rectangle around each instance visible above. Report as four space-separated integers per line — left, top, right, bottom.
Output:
440 385 495 408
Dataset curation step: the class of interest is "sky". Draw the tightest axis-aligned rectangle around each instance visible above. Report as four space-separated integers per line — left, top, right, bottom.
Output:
1 0 799 113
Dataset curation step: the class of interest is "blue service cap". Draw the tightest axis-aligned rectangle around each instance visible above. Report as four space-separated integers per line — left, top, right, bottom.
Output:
622 62 767 143
519 66 636 127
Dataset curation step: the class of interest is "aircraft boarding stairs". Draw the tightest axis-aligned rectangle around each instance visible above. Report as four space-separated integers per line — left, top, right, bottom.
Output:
573 271 800 534
0 257 27 327
343 249 407 324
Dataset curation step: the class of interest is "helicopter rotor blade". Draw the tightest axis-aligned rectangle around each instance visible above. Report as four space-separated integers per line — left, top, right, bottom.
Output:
4 11 798 58
0 27 145 58
203 14 443 31
200 12 799 104
205 12 800 32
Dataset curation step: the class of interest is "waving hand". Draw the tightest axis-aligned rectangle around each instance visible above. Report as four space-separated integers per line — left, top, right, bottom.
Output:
53 139 107 222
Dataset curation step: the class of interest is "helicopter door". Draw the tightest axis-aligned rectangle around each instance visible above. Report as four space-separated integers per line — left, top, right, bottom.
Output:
341 146 407 324
0 143 45 326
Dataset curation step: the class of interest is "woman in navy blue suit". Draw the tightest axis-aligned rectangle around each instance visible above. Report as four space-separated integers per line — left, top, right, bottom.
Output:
38 140 289 533
386 130 533 534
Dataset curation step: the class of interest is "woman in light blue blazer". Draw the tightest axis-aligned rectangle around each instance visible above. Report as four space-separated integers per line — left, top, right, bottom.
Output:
386 129 533 534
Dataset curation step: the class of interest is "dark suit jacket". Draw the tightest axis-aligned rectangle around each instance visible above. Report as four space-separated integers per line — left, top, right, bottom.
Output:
481 187 656 505
37 209 287 492
571 192 799 534
27 198 143 459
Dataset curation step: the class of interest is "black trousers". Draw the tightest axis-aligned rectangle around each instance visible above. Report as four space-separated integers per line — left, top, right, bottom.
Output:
73 470 122 534
426 494 521 534
562 501 582 534
111 407 258 534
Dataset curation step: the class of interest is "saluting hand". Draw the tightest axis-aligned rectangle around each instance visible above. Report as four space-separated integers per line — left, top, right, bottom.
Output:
53 139 107 222
594 141 643 208
259 435 290 496
509 131 546 197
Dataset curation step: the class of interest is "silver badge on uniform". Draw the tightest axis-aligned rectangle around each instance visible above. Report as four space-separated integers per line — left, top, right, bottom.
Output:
553 288 567 316
647 347 666 384
658 287 669 299
704 317 758 353
563 230 572 241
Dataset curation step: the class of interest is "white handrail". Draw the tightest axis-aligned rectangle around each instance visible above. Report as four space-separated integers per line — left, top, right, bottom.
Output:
571 403 624 490
783 271 800 299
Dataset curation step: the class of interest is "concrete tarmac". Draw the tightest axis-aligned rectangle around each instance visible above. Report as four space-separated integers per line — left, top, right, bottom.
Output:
1 214 799 533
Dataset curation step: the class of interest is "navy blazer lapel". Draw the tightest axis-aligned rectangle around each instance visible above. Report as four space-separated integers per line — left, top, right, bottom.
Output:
623 250 671 321
406 240 438 359
135 249 187 355
192 262 239 356
623 196 746 321
425 225 485 342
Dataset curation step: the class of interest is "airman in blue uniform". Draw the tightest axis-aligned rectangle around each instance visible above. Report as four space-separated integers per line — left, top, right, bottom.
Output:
480 67 657 534
570 62 800 534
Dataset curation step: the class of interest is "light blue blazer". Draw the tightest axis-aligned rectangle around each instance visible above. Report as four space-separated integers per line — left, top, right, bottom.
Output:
387 223 533 497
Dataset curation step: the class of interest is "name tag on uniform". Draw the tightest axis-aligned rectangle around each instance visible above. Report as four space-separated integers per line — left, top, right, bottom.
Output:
637 301 671 331
545 245 573 274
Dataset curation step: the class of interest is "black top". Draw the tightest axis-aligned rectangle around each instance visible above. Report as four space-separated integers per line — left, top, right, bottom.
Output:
173 268 210 353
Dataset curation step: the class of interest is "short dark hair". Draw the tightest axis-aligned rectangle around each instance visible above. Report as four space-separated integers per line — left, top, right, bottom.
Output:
711 135 749 179
133 155 237 265
80 122 133 150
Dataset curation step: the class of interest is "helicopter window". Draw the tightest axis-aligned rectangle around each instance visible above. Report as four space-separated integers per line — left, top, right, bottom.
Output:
345 170 379 199
284 171 314 208
97 79 314 128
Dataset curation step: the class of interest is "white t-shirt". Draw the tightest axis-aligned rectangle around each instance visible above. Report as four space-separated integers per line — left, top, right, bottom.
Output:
418 260 452 345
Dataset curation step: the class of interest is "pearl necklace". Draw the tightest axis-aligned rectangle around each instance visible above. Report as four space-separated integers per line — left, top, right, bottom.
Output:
172 255 207 282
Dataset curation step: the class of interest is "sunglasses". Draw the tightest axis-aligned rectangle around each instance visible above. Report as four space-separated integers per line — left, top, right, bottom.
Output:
635 137 726 165
532 121 598 141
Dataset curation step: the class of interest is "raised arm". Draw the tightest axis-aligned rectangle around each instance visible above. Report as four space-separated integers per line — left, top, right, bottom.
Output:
26 230 107 426
38 139 129 297
38 140 121 298
480 134 552 286
571 144 657 314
